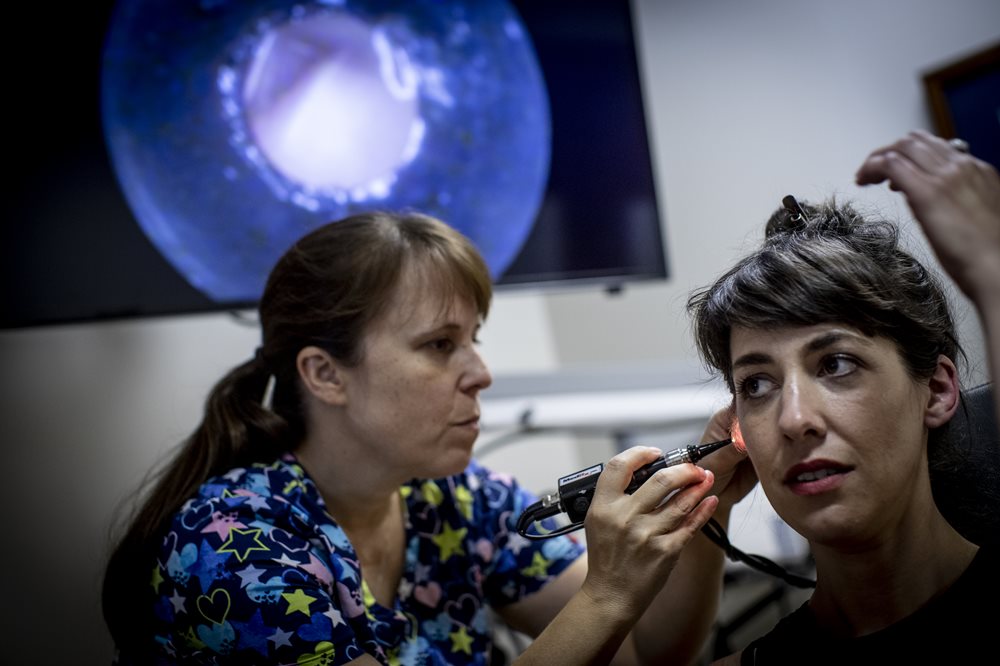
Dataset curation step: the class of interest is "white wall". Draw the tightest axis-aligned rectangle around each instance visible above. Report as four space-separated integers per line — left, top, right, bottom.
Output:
548 0 997 384
1 1 997 662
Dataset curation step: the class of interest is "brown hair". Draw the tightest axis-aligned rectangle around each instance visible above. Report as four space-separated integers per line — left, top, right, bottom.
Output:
102 211 492 657
687 198 962 392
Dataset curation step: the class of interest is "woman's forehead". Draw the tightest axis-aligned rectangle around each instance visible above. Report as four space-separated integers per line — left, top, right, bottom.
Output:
730 323 875 356
381 264 474 325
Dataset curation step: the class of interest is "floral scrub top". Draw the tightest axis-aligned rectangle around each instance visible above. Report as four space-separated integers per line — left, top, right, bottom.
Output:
121 453 583 665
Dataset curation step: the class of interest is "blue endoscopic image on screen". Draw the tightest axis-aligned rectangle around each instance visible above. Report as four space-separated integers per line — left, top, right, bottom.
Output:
102 0 551 302
3 0 663 329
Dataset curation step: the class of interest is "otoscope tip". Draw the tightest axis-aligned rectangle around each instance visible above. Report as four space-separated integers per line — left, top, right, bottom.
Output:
690 437 732 462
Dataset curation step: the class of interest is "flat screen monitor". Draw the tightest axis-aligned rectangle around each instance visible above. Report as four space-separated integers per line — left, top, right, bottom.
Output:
3 0 665 330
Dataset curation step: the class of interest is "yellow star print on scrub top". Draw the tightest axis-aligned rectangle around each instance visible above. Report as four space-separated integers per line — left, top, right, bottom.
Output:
117 455 583 665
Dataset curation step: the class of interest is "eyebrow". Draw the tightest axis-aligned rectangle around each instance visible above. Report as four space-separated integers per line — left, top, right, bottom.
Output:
732 352 772 370
805 331 851 353
732 331 859 370
417 320 484 340
418 322 462 337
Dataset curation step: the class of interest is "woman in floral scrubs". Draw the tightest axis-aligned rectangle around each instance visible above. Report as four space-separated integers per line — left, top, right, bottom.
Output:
104 212 749 665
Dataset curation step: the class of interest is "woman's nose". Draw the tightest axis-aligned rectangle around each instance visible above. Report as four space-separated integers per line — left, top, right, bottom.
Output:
461 347 493 394
777 378 825 442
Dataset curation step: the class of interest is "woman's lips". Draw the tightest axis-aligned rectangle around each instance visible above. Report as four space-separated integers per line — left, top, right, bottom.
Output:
784 459 853 496
453 416 480 430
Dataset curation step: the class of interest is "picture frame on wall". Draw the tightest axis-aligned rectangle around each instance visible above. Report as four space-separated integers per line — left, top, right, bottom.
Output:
922 40 1000 170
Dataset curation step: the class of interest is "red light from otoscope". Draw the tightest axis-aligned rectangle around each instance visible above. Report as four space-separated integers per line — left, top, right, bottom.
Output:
731 419 746 453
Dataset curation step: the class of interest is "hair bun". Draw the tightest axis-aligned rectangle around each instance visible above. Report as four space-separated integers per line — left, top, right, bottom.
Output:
764 195 813 238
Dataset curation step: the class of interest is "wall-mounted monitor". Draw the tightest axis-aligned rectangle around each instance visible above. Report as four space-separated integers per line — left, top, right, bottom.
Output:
3 0 665 330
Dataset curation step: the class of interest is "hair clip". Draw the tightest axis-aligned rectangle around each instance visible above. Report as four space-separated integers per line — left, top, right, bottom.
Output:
782 194 808 223
261 374 276 410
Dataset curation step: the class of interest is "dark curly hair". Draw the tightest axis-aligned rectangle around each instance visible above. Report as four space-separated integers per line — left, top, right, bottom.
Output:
687 198 962 393
686 197 1000 547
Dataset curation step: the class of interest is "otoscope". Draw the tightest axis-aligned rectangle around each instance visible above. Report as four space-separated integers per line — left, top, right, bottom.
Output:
513 434 817 589
515 438 732 539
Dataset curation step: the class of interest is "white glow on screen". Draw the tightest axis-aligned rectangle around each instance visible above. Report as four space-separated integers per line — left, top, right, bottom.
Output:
241 12 425 195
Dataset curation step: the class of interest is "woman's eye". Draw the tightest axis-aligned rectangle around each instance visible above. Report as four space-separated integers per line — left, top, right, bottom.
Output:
737 375 773 399
429 338 455 353
820 355 858 377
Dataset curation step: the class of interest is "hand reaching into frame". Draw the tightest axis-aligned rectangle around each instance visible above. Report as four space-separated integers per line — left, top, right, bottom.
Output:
856 128 1000 419
855 129 1000 305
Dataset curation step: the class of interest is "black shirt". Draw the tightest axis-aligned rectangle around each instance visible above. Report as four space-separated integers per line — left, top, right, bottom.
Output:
740 547 998 664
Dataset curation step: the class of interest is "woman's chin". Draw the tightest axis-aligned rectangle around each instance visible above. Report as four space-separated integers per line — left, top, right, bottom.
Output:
430 447 475 479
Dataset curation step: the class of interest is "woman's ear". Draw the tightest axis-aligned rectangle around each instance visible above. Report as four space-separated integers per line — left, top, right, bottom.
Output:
924 355 960 428
296 346 348 406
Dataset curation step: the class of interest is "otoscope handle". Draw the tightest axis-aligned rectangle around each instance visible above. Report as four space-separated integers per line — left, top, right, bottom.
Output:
625 445 697 493
519 438 732 538
624 439 731 494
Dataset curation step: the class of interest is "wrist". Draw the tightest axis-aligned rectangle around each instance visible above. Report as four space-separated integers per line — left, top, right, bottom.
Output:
579 575 649 622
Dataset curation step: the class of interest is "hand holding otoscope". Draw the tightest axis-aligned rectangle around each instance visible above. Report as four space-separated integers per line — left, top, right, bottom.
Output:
514 420 814 588
516 428 744 539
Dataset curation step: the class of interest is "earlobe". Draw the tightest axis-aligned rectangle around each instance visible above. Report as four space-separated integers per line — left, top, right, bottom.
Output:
296 346 348 406
924 355 960 428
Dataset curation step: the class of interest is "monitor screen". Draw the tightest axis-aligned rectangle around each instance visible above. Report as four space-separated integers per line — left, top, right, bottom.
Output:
3 0 665 330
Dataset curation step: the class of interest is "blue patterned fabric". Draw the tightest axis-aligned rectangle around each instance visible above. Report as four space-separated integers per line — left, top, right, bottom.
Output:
118 453 583 664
